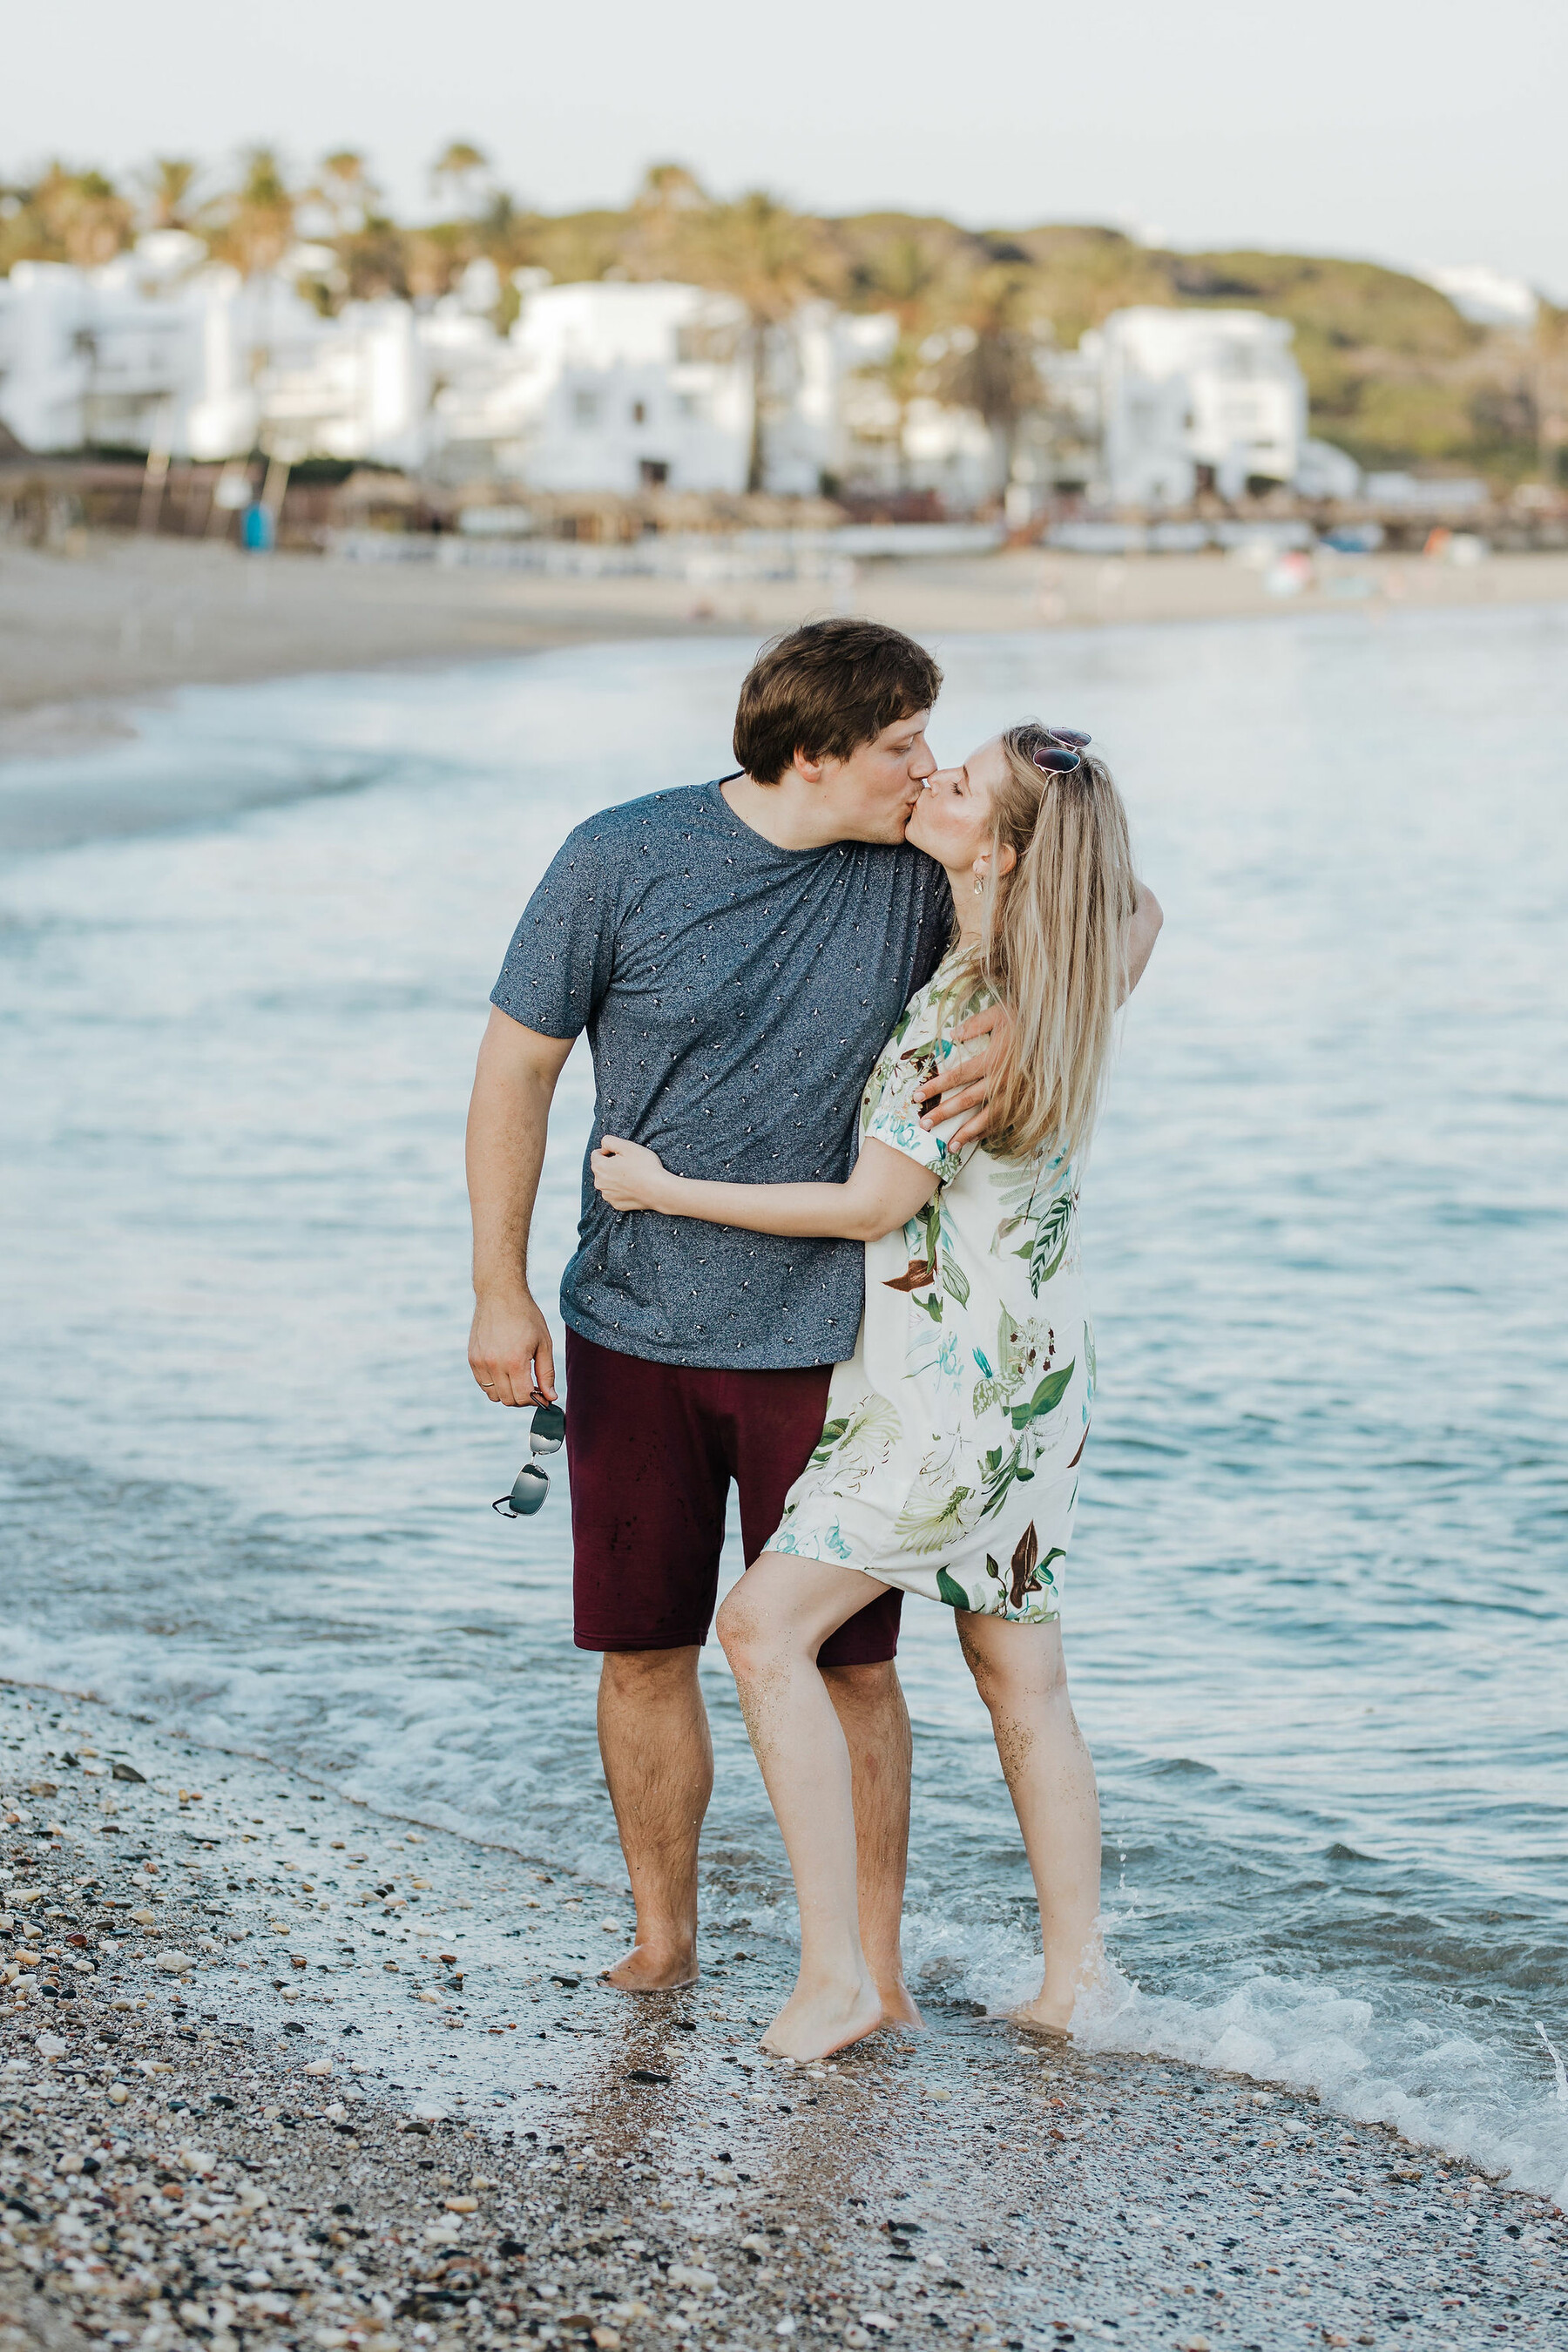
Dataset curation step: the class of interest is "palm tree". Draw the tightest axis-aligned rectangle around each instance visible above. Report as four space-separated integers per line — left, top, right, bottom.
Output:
311 149 375 235
141 157 199 233
29 165 133 268
623 160 712 280
688 190 841 491
205 147 296 278
933 252 1048 489
430 141 491 221
848 229 955 485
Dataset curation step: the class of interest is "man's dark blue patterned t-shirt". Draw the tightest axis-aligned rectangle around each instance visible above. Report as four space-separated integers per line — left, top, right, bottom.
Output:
490 780 952 1369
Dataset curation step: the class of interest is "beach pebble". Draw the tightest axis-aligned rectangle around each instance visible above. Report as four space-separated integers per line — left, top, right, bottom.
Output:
666 2267 718 2293
444 2195 479 2213
860 2318 896 2335
107 2082 130 2104
131 1908 157 1926
303 2058 333 2075
417 1990 442 2004
28 1780 58 1797
156 1950 195 1972
112 1761 147 1782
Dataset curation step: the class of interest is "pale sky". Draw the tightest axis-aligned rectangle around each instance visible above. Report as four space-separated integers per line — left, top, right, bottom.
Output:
8 0 1567 298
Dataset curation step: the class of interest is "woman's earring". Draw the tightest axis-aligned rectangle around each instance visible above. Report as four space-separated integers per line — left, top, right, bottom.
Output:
973 868 986 896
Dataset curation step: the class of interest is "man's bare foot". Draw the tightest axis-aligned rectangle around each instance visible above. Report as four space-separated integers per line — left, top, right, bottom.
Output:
877 1979 924 2031
599 1941 699 1993
760 1975 882 2061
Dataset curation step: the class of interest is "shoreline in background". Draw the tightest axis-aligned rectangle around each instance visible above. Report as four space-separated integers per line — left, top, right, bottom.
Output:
3 1674 1563 2352
5 534 1568 769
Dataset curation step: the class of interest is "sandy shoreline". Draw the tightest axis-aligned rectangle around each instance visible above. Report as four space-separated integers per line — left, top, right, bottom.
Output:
3 1680 1563 2352
5 535 1568 771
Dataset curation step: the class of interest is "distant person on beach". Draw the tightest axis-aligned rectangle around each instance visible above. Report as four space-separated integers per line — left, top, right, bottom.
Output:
591 724 1161 2058
468 620 985 2017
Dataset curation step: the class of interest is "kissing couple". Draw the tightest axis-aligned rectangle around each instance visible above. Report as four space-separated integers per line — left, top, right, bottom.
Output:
468 619 1161 2061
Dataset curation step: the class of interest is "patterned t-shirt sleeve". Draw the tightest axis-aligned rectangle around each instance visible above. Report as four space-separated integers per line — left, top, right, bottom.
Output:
490 821 622 1039
861 975 981 1186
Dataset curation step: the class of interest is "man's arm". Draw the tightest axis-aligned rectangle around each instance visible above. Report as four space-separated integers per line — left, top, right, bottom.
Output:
915 878 1165 1143
466 1006 575 1407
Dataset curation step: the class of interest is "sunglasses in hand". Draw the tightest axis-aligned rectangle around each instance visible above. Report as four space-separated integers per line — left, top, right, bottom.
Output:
493 1403 566 1517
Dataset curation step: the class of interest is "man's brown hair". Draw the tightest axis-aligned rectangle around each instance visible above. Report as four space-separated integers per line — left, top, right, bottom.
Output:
732 618 943 785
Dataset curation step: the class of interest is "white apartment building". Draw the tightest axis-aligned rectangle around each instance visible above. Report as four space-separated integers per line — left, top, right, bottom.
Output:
429 277 755 491
1085 307 1308 505
0 233 429 467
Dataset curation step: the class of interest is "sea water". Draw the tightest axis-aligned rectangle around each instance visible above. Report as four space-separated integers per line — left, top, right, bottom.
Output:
2 605 1565 2197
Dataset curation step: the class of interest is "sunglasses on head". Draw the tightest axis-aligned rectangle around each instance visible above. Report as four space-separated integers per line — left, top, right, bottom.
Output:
1031 727 1092 774
493 1402 565 1517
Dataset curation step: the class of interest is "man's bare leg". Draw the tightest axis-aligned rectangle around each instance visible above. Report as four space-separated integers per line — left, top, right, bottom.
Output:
822 1660 923 2029
597 1646 713 1991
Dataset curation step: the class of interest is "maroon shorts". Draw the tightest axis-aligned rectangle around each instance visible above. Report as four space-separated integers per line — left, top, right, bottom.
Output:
564 1328 902 1665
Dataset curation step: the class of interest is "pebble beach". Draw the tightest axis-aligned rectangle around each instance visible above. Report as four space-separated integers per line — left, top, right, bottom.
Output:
3 1682 1565 2352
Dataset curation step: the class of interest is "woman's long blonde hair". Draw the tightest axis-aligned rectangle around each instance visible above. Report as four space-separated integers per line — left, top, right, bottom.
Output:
958 722 1137 1167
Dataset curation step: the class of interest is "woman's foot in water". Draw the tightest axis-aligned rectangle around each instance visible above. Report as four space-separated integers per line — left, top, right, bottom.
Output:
1007 1935 1105 2038
760 1971 884 2061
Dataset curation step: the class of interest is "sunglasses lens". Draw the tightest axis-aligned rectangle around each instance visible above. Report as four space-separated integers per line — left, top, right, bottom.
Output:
1032 747 1080 774
506 1463 550 1516
531 1401 565 1457
1049 727 1092 748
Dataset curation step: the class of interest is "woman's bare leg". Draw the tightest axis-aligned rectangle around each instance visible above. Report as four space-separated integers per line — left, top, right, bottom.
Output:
956 1611 1103 2034
717 1552 896 2060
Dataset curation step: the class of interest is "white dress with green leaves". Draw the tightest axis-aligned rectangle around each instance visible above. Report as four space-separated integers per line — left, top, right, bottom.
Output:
766 949 1095 1621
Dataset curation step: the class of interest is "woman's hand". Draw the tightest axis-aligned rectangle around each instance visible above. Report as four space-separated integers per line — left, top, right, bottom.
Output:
591 1134 672 1213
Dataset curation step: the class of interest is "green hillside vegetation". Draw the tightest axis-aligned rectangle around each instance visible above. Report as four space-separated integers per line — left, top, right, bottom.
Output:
3 150 1559 483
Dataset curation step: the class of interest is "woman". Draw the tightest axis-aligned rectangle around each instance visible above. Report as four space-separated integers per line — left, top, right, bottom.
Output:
591 723 1155 2060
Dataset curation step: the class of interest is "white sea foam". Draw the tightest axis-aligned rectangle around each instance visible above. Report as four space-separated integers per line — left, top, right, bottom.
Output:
938 1913 1568 2200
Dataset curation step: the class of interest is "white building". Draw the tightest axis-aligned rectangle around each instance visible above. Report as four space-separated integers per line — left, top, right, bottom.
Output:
0 233 429 467
1085 308 1309 505
1418 263 1538 330
425 278 755 492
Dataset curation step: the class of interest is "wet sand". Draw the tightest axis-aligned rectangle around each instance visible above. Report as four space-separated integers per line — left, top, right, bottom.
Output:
4 536 1568 766
3 1680 1563 2352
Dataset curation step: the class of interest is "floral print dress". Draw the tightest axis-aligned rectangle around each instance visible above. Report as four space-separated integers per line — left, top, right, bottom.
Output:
767 949 1094 1621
